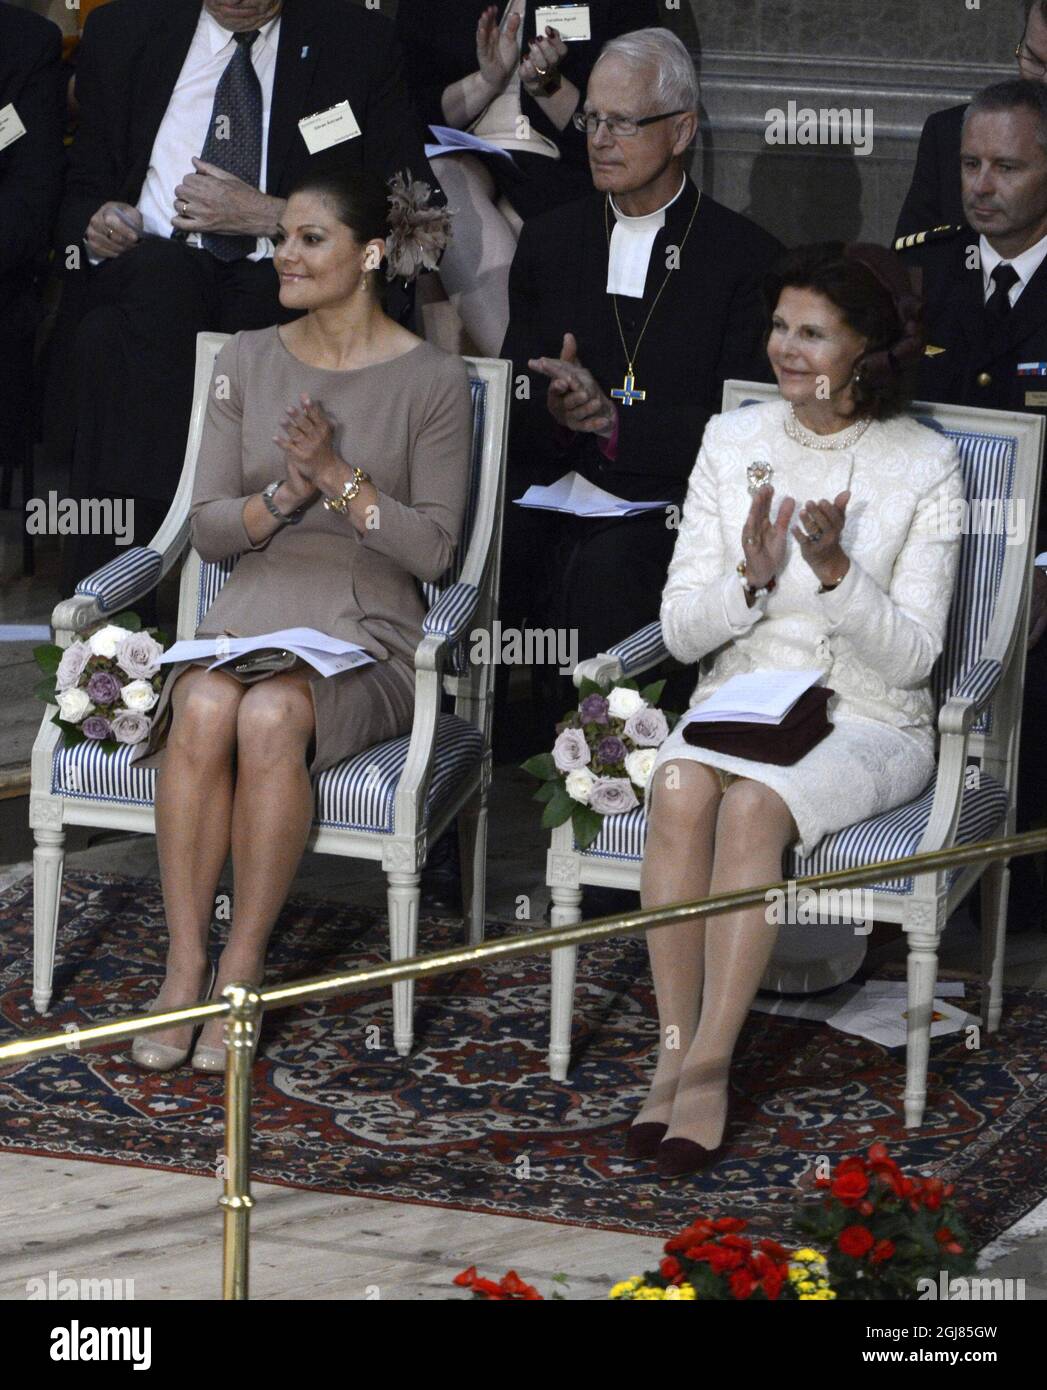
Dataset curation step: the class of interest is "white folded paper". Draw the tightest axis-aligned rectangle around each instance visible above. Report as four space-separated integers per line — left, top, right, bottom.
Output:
425 125 515 162
514 470 671 518
159 628 374 679
823 981 975 1049
681 669 824 726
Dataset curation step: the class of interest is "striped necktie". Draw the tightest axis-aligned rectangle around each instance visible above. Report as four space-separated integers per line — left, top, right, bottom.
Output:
200 30 263 263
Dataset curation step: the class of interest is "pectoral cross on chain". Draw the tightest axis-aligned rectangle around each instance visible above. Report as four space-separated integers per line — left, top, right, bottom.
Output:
611 368 647 407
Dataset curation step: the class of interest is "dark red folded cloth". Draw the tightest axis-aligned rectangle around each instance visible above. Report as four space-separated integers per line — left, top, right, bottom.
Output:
681 685 835 766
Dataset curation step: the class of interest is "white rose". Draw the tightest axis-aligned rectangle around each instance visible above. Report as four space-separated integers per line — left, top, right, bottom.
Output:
121 679 159 713
565 768 597 804
56 687 94 723
88 624 133 659
625 747 658 790
607 686 645 720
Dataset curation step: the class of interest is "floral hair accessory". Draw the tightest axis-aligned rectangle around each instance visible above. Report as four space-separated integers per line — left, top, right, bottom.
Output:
385 171 453 282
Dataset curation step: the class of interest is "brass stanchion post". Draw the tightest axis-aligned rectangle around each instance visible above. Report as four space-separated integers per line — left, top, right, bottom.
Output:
219 983 261 1301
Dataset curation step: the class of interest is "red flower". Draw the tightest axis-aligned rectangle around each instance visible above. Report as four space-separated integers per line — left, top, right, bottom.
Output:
867 1142 890 1163
944 1242 964 1256
712 1216 749 1233
660 1256 684 1284
665 1219 715 1252
870 1240 895 1265
729 1268 756 1300
759 1239 790 1261
857 1200 875 1217
761 1264 786 1301
838 1225 875 1258
499 1270 543 1300
719 1234 753 1252
835 1156 869 1176
934 1227 956 1245
832 1168 870 1203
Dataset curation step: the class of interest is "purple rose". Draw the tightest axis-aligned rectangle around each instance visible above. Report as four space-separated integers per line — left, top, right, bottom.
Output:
596 735 627 766
588 776 639 815
552 727 591 772
81 715 113 741
86 671 123 707
110 710 152 745
624 706 670 747
579 693 610 725
55 642 90 693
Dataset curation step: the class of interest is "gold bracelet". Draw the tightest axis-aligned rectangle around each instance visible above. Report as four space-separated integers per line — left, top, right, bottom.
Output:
322 466 371 514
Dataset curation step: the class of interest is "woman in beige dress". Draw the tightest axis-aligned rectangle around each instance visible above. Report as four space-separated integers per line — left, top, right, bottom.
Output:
132 170 472 1072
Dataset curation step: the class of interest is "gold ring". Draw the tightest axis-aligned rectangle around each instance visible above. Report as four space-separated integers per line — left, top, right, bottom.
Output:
535 64 548 77
745 535 756 545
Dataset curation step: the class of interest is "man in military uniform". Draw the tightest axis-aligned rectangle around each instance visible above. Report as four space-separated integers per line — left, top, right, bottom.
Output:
895 1 1047 241
898 78 1047 928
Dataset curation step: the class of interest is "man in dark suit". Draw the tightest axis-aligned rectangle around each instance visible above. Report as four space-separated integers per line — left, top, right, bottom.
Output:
500 28 780 697
0 3 65 497
896 0 1047 240
58 0 435 591
898 79 1047 928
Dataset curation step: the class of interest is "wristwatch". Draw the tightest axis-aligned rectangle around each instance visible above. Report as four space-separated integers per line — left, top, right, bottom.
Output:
323 465 371 514
262 480 305 525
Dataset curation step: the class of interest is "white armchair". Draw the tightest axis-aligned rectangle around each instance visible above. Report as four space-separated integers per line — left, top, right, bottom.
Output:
29 332 511 1061
545 381 1044 1129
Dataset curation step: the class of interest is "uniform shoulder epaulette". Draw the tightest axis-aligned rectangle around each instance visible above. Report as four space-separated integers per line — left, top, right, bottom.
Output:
893 225 965 252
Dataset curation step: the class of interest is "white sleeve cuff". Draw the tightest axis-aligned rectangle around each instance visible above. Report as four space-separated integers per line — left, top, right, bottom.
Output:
818 559 862 628
721 571 766 631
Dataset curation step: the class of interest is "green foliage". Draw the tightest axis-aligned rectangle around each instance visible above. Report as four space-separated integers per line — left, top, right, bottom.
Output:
34 643 62 676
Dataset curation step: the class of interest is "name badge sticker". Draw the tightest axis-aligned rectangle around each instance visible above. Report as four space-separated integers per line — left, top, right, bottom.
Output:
0 104 27 154
536 5 592 41
298 101 362 155
1025 390 1047 407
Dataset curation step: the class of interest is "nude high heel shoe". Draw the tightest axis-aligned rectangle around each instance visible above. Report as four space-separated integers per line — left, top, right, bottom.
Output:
131 963 216 1072
191 983 263 1073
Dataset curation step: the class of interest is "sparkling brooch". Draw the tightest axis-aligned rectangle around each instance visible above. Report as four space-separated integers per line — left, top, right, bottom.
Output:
746 460 774 495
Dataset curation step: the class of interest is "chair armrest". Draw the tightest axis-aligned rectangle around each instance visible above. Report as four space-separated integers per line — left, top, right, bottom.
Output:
573 621 669 688
52 547 164 638
421 581 479 647
938 657 1004 737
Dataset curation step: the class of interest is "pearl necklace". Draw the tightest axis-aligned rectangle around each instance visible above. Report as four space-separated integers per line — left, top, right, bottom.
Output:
784 404 871 451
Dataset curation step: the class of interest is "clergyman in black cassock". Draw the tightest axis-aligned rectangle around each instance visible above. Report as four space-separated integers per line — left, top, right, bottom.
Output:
500 174 782 670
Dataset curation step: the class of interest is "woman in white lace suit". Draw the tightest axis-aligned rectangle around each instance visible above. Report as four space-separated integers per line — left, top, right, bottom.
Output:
631 243 963 1176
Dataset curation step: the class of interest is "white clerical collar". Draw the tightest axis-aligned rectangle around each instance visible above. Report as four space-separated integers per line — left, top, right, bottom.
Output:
607 176 687 299
979 228 1047 306
203 8 281 56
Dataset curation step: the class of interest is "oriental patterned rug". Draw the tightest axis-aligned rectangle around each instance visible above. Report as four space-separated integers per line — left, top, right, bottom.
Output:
0 870 1045 1248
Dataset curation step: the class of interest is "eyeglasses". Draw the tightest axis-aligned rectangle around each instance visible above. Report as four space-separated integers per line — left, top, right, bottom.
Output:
572 109 689 138
1015 38 1047 76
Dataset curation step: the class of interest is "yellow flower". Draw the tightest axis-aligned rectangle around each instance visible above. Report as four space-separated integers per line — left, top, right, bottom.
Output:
609 1277 644 1299
664 1284 696 1300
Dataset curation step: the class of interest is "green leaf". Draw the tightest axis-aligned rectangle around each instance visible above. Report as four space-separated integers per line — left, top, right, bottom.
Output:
640 679 666 706
33 643 62 675
614 677 639 692
521 751 557 781
533 781 558 804
571 805 604 850
576 676 606 701
35 675 58 703
108 610 142 632
541 786 576 829
51 711 85 747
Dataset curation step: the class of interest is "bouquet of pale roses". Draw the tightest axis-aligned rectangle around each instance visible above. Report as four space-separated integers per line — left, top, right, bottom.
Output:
522 678 677 850
34 612 167 753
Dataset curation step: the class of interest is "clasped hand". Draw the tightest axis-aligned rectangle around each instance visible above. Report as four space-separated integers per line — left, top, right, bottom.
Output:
742 485 851 588
529 332 616 438
172 157 276 236
272 395 342 505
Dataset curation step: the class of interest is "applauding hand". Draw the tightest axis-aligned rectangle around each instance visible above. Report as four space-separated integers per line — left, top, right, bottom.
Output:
477 2 524 95
793 491 851 587
273 394 340 498
742 485 795 589
521 26 567 94
529 333 617 438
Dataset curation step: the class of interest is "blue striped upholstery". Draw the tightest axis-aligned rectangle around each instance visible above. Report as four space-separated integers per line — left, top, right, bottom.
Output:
75 548 162 614
788 773 1009 895
605 621 668 677
575 775 1009 899
928 428 1016 738
51 713 482 834
313 714 483 832
196 555 237 628
422 581 479 643
949 657 1003 710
